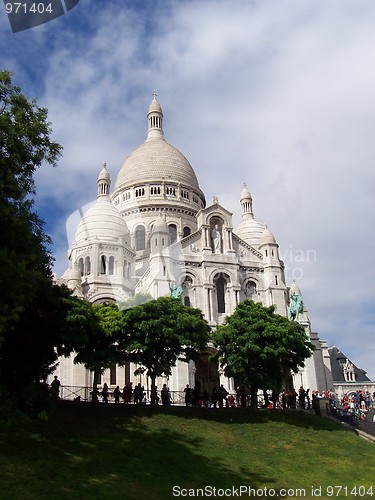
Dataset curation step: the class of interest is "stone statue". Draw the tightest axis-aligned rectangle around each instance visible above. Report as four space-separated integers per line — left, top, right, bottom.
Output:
169 282 183 298
287 290 304 321
211 224 222 253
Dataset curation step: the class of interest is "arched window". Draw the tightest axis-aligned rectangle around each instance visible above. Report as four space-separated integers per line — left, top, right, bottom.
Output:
183 226 191 238
78 258 84 276
182 276 193 307
135 226 146 251
100 255 106 274
84 256 91 275
214 273 228 314
245 280 257 299
123 260 127 278
168 224 177 244
108 256 115 275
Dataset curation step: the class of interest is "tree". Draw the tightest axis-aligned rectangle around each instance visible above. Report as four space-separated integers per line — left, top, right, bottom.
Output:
121 296 210 404
212 300 314 408
0 284 101 411
0 284 66 394
0 70 62 339
71 302 126 403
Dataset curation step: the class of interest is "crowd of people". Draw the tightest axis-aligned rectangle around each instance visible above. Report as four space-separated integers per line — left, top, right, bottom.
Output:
331 390 375 422
50 378 375 420
94 382 249 407
99 382 174 405
183 384 247 408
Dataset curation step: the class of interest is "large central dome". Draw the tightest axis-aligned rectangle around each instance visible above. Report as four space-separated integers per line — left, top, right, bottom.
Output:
114 96 201 193
114 138 200 190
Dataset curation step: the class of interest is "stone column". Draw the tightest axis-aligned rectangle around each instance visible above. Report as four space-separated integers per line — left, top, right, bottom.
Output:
207 287 213 321
202 225 211 249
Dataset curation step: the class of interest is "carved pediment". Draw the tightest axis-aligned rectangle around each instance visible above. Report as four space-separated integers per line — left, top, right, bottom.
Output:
233 233 263 260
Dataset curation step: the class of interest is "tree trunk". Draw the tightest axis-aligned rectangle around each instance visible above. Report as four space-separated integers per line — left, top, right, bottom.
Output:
283 366 293 392
250 386 258 409
150 375 158 405
92 369 100 403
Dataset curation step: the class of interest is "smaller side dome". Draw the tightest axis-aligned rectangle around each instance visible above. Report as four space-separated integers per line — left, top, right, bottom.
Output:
74 196 130 245
235 218 265 246
259 227 277 246
152 214 169 234
74 163 130 246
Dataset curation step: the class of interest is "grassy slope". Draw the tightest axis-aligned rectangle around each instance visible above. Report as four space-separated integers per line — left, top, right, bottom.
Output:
0 402 374 499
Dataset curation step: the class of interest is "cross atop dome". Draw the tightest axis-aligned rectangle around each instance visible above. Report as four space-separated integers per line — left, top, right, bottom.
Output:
152 90 158 100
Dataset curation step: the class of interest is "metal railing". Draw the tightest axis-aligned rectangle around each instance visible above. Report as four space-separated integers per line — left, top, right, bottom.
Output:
58 386 188 405
60 385 92 402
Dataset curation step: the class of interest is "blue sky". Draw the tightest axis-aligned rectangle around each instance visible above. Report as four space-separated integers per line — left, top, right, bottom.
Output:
1 0 375 380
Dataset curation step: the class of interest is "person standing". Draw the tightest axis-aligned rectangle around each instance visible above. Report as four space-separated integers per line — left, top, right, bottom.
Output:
161 384 171 405
184 384 192 406
102 382 109 403
113 386 121 404
219 384 228 408
51 376 61 400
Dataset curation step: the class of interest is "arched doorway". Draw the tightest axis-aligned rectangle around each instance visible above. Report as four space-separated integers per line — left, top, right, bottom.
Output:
194 351 220 396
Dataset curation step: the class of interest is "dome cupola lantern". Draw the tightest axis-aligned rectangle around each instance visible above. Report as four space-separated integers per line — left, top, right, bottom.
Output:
235 183 265 245
147 91 164 141
240 183 253 219
97 162 110 197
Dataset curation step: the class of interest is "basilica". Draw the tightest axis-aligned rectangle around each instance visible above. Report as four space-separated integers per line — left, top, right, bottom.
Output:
58 95 334 399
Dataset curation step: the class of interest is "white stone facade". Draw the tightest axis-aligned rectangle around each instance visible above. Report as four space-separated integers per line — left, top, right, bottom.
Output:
58 96 330 399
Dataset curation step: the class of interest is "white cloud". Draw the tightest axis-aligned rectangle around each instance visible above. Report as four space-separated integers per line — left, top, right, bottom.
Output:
2 0 375 379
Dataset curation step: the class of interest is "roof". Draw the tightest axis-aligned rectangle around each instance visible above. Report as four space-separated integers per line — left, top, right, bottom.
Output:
114 138 200 190
234 217 265 246
328 346 371 382
74 196 130 245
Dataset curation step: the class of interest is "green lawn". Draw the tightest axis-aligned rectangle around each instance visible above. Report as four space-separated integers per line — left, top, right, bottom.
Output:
0 402 374 499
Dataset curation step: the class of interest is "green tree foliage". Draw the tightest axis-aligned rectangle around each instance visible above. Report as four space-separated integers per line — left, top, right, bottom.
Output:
122 296 210 404
71 303 125 403
212 300 314 408
0 70 64 411
0 284 93 411
0 70 62 338
0 284 64 392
